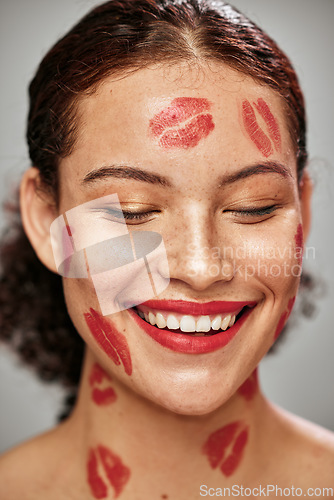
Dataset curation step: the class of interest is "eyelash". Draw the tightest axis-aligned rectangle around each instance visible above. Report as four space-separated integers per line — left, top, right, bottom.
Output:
100 205 278 224
228 205 278 217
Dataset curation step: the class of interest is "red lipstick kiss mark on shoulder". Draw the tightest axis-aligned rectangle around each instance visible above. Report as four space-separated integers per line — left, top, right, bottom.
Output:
238 368 258 402
274 296 296 341
149 97 215 149
89 363 117 406
87 445 131 499
84 309 132 376
242 98 281 157
202 421 249 477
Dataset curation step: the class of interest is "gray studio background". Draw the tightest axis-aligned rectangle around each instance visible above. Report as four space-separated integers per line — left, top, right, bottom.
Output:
0 0 333 453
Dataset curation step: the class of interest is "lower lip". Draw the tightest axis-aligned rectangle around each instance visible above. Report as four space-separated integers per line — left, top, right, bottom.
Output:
128 306 254 354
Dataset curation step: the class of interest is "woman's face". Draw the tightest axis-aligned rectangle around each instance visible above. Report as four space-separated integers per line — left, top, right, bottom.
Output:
57 62 306 415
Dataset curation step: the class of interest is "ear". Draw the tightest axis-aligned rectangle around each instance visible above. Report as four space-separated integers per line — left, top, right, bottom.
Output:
20 167 59 274
299 169 313 241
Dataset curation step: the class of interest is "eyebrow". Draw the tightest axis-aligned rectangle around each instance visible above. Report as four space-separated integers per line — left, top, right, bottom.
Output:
81 160 291 188
218 161 292 186
81 165 172 187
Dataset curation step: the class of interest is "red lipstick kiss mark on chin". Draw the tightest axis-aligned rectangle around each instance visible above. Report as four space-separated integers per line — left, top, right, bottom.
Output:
242 98 281 157
202 421 249 477
89 363 117 406
84 309 132 376
274 296 296 341
238 368 258 401
87 445 131 499
149 97 215 149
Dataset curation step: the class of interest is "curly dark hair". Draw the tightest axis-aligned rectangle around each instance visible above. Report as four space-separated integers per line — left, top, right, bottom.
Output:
0 0 311 421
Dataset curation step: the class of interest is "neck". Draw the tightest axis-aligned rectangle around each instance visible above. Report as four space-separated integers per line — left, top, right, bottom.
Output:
66 349 269 499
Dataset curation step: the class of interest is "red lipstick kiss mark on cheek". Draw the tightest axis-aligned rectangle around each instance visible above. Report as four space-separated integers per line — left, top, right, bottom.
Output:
294 223 304 266
89 363 117 406
238 368 258 401
242 99 281 157
149 97 215 149
274 296 296 341
202 421 249 477
87 446 131 499
84 309 132 376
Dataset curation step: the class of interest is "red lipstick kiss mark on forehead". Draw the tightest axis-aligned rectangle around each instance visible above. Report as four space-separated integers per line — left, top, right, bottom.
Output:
84 309 132 376
89 363 117 406
238 368 258 402
202 421 249 477
87 445 131 499
149 97 215 149
242 98 281 157
274 296 296 341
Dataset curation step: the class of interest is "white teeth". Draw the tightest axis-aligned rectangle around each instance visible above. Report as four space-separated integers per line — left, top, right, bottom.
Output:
211 315 222 331
221 314 231 331
166 314 180 330
229 314 236 327
196 315 211 332
149 312 156 325
156 312 167 328
137 308 240 333
180 315 196 332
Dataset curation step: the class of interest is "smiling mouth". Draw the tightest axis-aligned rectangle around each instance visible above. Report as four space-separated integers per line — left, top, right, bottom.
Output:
132 306 249 337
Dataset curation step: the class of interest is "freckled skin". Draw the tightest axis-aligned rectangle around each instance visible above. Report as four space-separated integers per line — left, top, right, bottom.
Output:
202 421 249 477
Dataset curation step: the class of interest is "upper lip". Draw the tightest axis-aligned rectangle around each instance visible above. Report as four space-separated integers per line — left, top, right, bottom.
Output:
137 300 256 316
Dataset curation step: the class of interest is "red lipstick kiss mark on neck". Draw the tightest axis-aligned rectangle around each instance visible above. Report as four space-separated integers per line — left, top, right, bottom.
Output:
238 368 258 401
274 296 296 341
242 98 281 157
84 309 132 376
149 97 215 149
89 363 117 406
202 421 249 477
87 445 131 499
295 223 304 266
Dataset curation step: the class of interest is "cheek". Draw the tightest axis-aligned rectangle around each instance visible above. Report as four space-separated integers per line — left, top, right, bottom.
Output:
84 308 133 376
232 225 300 291
202 421 249 477
87 445 131 499
274 295 296 341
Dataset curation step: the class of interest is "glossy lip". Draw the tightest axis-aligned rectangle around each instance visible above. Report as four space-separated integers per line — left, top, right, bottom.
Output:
129 301 256 354
137 299 254 316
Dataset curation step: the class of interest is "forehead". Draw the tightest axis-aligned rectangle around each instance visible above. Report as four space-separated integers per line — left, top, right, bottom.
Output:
61 61 295 195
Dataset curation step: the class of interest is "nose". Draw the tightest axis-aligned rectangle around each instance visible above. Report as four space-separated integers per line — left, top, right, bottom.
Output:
166 209 234 291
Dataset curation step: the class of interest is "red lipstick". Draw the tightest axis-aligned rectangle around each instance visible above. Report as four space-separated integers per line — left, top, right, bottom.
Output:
129 301 256 354
149 97 215 149
138 299 252 316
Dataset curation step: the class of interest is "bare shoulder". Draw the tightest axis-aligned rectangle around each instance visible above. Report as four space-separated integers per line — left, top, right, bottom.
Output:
0 422 82 500
268 402 334 485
